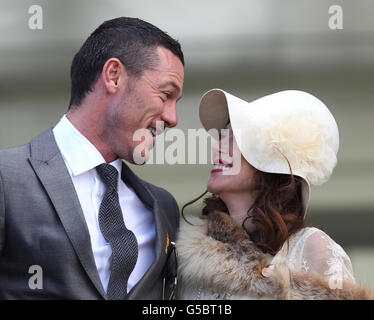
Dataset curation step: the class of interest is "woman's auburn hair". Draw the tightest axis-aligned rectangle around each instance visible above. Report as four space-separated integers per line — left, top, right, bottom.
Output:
183 169 306 256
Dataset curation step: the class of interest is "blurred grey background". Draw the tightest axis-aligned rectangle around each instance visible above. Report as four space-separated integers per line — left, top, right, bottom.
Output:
1 0 374 286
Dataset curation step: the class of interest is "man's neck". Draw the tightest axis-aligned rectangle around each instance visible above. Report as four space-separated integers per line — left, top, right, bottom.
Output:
66 108 117 163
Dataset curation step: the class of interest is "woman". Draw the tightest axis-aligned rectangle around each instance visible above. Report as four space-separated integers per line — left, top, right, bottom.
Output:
176 89 373 300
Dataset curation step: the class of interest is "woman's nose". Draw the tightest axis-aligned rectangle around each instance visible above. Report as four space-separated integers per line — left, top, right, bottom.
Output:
212 141 220 153
212 138 229 156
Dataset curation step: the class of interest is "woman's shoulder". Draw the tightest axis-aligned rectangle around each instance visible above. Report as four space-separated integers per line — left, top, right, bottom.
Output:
273 227 331 263
293 226 344 249
288 226 326 244
281 226 350 263
288 226 344 254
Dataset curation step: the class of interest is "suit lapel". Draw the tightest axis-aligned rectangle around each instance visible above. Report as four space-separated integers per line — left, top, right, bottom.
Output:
121 162 172 300
28 128 106 299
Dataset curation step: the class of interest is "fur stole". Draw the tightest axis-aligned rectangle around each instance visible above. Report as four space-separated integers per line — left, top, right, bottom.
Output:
177 210 374 300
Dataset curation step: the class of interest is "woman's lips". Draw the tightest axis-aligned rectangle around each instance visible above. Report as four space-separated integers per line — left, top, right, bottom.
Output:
213 158 233 167
211 160 233 174
211 168 223 174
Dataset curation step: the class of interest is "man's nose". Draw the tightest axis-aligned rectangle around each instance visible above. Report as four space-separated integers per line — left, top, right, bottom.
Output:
161 104 178 128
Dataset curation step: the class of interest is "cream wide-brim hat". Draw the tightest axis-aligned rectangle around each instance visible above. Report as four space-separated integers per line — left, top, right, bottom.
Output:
199 89 339 216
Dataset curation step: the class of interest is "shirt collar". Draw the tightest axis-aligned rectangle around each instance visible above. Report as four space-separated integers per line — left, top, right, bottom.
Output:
53 114 122 177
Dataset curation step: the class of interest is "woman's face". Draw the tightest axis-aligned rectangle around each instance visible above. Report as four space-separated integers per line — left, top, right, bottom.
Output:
207 123 257 196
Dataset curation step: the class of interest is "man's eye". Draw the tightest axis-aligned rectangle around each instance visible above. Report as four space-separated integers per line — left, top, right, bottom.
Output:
162 92 170 100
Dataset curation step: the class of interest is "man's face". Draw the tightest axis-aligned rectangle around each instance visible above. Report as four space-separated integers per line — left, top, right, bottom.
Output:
104 46 184 163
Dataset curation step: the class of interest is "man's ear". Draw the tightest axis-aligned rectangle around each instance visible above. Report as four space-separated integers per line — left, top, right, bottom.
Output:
102 58 127 94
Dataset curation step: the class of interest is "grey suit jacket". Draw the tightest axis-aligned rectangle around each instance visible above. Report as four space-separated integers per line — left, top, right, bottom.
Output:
0 128 179 299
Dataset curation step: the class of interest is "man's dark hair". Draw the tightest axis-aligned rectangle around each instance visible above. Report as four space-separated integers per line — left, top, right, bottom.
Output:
68 17 184 108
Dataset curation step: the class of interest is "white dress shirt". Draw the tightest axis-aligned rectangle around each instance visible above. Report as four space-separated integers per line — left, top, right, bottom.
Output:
53 115 156 293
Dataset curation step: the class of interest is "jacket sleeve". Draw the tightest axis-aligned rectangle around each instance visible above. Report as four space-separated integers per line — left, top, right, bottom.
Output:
0 170 5 255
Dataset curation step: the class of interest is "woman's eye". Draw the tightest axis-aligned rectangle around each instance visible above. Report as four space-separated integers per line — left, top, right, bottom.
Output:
219 128 230 140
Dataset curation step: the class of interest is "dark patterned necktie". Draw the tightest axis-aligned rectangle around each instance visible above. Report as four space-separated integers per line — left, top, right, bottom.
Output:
96 163 138 300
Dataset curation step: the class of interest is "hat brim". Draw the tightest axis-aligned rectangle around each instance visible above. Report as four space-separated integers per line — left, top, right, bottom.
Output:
199 89 231 133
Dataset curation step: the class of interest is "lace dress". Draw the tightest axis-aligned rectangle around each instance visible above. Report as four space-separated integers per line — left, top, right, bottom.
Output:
271 227 355 289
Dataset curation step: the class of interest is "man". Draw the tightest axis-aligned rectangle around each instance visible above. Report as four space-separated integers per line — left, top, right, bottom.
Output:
0 17 184 299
